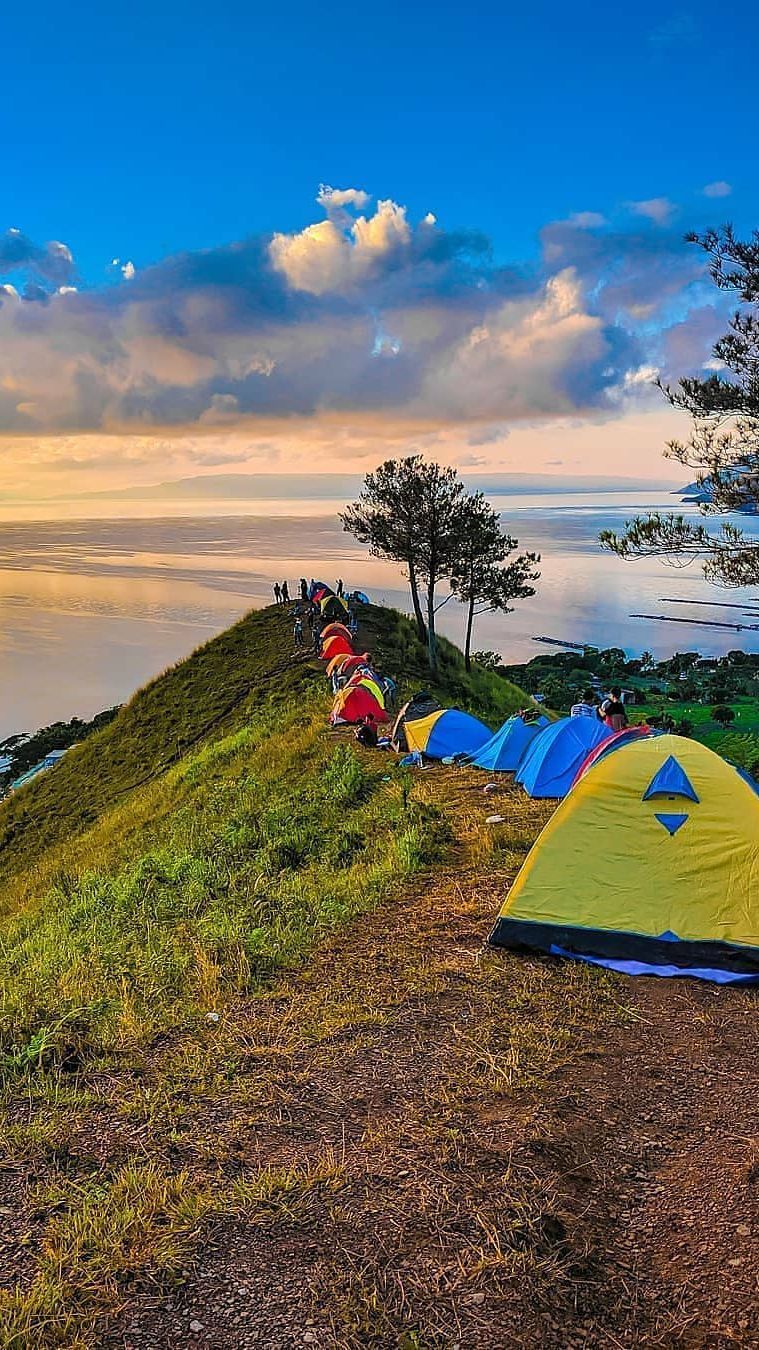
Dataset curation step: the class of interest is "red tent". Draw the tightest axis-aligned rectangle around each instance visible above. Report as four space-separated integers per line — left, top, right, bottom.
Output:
320 635 354 663
330 685 388 725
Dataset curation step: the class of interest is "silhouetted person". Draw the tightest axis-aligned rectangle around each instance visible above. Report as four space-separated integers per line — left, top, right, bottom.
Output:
300 578 308 601
281 581 290 604
273 582 281 605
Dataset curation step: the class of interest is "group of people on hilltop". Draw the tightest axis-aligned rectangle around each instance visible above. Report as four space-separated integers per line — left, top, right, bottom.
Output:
570 686 628 732
271 578 358 657
273 577 345 606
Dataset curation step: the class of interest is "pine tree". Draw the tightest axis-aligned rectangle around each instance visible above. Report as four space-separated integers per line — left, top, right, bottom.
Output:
601 226 759 586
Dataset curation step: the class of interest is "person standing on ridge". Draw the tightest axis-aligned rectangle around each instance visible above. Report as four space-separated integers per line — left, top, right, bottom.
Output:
336 578 344 597
293 615 304 648
300 578 308 601
273 582 281 605
281 580 290 604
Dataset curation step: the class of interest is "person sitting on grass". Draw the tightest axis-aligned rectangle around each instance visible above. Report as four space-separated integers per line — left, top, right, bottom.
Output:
355 714 378 748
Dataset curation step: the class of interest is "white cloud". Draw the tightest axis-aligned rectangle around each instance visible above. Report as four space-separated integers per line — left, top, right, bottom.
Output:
0 185 720 444
269 195 412 295
568 211 607 229
57 285 78 295
49 241 73 264
702 180 732 198
316 184 371 213
628 197 675 226
417 269 609 419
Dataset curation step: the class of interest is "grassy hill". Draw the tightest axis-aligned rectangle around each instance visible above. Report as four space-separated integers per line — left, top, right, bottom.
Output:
0 604 754 1348
0 603 529 1061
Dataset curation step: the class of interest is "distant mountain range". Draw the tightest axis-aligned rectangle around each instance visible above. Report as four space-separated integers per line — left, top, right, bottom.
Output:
59 471 681 503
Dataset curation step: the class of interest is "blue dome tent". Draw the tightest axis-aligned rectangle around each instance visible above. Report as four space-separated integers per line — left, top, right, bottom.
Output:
516 717 613 798
470 714 550 772
404 709 492 760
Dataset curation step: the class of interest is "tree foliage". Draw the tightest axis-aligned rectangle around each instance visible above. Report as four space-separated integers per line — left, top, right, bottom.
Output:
712 704 736 728
0 708 119 784
343 458 539 672
601 225 759 586
449 493 540 671
340 457 429 642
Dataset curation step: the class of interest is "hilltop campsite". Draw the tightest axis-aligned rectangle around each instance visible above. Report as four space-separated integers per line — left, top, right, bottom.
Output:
4 17 759 1342
0 588 754 1347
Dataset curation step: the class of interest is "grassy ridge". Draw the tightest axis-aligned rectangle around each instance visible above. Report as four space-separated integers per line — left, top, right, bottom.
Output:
0 603 530 1062
0 605 313 890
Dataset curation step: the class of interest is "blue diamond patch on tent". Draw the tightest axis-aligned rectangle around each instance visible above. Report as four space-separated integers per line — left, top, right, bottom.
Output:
654 812 689 836
643 756 699 802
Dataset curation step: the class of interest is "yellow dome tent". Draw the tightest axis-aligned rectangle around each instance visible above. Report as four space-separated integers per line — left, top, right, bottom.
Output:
489 735 759 982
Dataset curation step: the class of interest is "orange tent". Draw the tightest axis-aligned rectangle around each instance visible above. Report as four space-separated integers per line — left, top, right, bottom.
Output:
321 622 352 643
327 652 371 679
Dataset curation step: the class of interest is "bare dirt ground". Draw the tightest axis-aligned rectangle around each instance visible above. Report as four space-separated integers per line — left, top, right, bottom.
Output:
2 768 758 1347
109 769 758 1349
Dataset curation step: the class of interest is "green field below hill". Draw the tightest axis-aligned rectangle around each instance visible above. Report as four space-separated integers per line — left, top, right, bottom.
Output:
633 696 759 733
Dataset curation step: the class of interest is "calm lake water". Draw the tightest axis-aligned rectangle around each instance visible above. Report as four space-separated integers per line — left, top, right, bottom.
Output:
1 489 758 739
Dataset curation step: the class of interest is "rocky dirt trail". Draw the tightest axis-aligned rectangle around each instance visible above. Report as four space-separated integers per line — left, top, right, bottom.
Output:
98 767 759 1349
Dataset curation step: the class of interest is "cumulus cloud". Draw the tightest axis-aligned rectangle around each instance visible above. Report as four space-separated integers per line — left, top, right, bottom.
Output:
269 192 414 295
702 180 732 198
0 187 728 441
628 197 675 226
317 184 371 213
568 211 607 229
0 229 76 286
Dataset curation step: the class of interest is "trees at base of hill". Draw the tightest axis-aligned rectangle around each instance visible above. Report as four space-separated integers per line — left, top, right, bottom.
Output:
600 225 759 588
0 707 119 784
342 458 539 673
712 704 736 728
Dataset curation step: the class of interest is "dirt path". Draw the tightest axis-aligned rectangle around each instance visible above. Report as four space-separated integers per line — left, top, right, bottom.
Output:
93 766 758 1350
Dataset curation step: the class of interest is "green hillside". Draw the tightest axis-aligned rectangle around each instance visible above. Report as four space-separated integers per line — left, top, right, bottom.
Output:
0 603 529 1060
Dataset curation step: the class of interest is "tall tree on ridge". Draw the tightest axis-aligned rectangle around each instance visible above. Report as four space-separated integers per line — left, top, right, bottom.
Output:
412 460 469 673
601 226 759 585
343 456 475 672
449 494 540 671
340 457 428 642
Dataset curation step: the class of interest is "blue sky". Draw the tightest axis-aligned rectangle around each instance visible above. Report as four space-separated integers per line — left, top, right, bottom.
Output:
5 0 756 278
0 1 757 495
